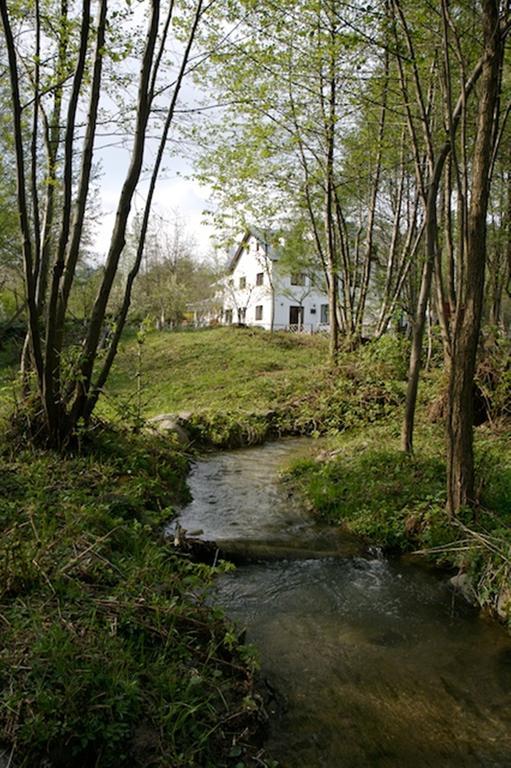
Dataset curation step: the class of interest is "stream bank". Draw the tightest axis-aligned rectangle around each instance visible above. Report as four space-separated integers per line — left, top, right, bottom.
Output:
281 423 511 627
0 427 266 768
176 437 511 768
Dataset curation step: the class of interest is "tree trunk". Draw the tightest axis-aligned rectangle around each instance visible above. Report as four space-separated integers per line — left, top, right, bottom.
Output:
446 0 502 514
401 182 440 452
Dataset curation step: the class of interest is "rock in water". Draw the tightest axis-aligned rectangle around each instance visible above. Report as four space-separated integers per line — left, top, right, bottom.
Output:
147 413 191 446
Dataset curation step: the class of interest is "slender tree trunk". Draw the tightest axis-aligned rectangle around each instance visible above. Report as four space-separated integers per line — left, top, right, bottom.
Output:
401 180 441 452
0 2 44 392
355 48 388 338
505 167 511 300
393 0 486 453
446 0 502 514
69 0 161 431
323 2 339 362
86 0 201 416
43 0 92 441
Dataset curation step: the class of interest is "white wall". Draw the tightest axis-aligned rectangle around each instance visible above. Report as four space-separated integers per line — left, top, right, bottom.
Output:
222 234 274 326
222 233 330 331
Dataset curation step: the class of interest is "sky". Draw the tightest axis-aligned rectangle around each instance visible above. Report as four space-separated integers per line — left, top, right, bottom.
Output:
89 6 224 267
93 146 217 263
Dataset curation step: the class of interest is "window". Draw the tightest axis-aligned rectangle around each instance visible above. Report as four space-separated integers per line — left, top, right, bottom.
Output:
256 272 264 286
291 273 306 286
255 305 263 320
320 304 329 324
224 309 233 324
227 278 234 287
239 276 246 289
238 307 246 323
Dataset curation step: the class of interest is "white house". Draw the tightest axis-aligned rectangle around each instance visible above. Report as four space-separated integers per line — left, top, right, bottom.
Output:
221 228 330 332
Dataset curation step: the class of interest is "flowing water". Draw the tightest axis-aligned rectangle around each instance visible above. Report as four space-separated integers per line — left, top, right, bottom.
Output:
176 439 511 768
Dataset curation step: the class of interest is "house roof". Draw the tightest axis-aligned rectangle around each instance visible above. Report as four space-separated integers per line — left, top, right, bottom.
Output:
228 227 279 273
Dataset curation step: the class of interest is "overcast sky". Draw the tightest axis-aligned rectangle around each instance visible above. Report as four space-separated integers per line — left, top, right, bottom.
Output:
90 8 221 266
94 145 216 262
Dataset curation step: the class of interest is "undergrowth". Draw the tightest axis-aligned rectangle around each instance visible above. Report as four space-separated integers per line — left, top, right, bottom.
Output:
0 428 268 767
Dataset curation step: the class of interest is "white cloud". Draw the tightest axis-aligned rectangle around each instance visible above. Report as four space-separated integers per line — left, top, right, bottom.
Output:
92 170 217 262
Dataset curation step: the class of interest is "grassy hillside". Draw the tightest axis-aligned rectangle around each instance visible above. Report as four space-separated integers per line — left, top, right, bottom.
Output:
101 326 407 446
0 326 404 428
103 326 330 418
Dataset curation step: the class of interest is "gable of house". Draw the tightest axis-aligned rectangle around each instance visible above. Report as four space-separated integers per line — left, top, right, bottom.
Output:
222 228 330 331
228 227 278 274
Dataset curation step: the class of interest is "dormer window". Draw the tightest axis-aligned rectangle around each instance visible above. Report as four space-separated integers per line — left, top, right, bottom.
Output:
291 273 306 286
239 276 246 289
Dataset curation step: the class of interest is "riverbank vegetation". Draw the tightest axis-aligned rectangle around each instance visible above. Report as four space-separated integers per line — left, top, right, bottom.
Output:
1 323 510 765
106 325 511 627
1 0 510 762
102 326 406 446
0 425 270 767
277 332 511 628
284 420 511 621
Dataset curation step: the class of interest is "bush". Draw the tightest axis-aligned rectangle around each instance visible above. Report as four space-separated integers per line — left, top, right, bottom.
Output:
476 331 511 424
358 334 411 381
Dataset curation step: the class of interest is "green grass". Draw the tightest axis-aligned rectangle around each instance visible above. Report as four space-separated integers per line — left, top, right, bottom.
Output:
0 428 266 767
0 326 331 420
100 326 407 446
1 323 509 765
103 326 331 418
284 423 445 545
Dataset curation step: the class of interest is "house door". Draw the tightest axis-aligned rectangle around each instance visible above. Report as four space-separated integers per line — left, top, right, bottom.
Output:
289 305 304 329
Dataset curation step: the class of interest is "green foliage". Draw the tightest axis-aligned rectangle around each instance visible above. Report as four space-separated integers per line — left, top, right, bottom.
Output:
476 332 511 423
119 215 220 330
0 428 264 767
358 335 411 381
475 431 511 520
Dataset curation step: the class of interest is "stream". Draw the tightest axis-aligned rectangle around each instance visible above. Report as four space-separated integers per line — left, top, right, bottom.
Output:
176 438 511 768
